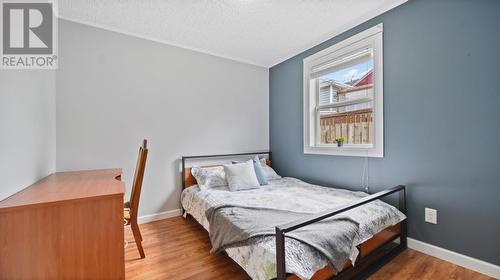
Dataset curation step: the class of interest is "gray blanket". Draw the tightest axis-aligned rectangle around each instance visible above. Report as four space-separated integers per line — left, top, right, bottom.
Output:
205 204 360 271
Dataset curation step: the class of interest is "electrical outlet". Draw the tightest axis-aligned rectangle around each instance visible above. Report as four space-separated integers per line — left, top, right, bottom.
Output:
425 208 437 224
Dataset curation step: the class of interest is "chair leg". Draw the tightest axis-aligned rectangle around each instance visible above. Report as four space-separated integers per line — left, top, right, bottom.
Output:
131 223 145 258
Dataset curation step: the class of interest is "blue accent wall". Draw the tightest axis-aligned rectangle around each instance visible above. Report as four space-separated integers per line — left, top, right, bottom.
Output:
269 0 500 265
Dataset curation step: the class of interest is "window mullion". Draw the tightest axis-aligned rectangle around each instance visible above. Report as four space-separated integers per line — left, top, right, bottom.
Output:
316 96 373 111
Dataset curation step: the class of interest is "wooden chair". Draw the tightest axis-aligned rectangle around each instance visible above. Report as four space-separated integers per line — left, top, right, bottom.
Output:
124 139 148 258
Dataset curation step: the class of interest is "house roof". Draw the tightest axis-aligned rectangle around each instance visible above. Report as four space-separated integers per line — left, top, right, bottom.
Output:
352 69 373 87
319 80 353 90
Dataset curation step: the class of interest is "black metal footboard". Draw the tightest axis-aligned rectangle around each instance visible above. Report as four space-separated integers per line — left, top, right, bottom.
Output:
275 185 407 280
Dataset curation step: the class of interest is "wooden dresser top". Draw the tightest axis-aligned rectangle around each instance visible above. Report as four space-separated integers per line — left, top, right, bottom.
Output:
0 169 125 211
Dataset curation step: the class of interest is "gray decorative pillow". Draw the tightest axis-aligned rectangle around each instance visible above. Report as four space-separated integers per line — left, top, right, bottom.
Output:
223 160 260 191
259 158 282 180
191 166 227 191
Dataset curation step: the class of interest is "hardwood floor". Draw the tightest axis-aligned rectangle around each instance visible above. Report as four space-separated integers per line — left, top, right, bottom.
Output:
125 217 493 280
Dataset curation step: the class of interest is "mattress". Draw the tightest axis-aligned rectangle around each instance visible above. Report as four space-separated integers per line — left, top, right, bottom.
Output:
181 177 405 280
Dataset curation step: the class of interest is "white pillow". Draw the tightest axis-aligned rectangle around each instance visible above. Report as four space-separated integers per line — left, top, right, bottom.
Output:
259 158 282 180
223 160 260 191
191 166 227 191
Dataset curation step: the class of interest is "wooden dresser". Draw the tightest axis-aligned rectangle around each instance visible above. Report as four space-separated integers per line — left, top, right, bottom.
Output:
0 169 125 280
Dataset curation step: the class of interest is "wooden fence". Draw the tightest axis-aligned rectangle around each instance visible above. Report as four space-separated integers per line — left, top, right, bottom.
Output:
319 108 373 144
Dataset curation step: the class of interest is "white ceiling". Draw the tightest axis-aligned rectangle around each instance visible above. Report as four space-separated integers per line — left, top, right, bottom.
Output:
59 0 407 67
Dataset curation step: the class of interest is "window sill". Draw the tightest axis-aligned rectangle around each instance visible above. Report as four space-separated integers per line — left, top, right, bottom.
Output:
304 145 383 158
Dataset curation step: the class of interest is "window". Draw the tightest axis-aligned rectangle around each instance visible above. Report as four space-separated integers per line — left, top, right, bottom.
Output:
303 24 383 157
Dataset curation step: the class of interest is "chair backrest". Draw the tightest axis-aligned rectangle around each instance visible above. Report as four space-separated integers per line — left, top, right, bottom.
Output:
129 139 148 223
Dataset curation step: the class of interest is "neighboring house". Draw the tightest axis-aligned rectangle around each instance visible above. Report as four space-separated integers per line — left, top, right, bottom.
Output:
347 69 373 87
318 80 353 105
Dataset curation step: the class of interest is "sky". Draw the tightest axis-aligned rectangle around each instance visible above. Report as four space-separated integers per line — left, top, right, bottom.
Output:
319 59 373 84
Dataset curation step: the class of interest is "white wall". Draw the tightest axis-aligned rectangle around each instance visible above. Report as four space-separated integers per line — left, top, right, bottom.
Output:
0 71 56 200
56 20 269 216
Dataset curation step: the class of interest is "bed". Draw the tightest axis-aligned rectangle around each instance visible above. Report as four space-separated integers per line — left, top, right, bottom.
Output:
180 152 407 280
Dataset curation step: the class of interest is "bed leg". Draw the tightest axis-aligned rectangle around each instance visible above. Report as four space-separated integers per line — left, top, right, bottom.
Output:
399 186 408 248
276 227 286 280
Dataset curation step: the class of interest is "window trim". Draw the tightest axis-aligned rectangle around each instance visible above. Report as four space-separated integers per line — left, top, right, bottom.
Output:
303 24 384 157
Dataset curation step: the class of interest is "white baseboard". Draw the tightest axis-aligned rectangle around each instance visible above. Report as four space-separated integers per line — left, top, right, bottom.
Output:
408 238 500 279
137 209 182 224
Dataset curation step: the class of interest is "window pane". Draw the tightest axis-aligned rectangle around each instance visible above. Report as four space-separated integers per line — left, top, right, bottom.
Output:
317 51 374 145
319 102 374 145
318 51 373 105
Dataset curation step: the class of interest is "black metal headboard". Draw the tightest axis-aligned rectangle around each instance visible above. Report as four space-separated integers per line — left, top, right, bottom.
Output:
181 151 272 190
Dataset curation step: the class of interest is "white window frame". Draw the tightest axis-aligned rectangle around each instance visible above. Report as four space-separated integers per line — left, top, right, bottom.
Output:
303 24 384 158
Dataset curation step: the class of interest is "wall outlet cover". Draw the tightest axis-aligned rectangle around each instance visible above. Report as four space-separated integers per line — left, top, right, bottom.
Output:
425 207 438 224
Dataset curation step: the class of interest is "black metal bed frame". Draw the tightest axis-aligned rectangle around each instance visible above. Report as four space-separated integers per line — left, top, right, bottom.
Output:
276 184 407 279
180 152 407 280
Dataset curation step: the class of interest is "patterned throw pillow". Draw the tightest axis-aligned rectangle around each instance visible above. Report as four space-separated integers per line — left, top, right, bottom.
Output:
191 166 227 191
259 158 282 180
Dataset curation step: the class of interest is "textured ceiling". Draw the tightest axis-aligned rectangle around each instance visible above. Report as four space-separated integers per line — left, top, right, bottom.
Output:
59 0 407 67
